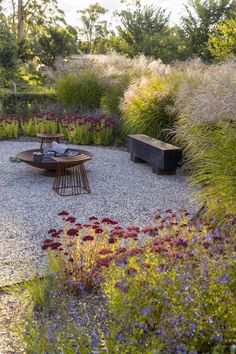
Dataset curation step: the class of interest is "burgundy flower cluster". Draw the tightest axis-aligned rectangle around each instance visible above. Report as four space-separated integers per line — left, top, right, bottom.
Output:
41 209 235 290
0 111 114 131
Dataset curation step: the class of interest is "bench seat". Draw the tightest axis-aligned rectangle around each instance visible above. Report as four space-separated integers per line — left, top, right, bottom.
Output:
127 134 182 175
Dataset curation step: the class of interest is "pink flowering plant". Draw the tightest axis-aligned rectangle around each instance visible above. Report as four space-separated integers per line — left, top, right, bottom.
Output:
42 210 236 353
0 111 114 145
59 112 113 145
21 112 59 136
42 211 144 291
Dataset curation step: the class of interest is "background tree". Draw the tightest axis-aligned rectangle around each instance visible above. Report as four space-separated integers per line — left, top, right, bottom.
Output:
36 26 78 68
114 2 169 57
0 19 17 86
0 19 17 69
6 0 65 39
208 15 236 60
77 2 109 53
181 0 236 60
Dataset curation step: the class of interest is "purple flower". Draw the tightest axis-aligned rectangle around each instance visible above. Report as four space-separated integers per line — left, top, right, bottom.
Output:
217 272 230 284
156 327 165 335
211 335 223 341
214 229 221 238
115 281 127 288
141 306 154 315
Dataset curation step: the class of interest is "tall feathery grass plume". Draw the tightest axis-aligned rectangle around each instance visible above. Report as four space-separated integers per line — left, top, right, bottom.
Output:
172 59 236 218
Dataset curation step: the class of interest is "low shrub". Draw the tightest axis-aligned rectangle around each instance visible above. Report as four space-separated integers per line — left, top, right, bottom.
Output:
41 209 236 353
2 93 57 115
0 115 20 138
11 274 100 353
102 210 236 353
120 72 182 141
56 71 104 112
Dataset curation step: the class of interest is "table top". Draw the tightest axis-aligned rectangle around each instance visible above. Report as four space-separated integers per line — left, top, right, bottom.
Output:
36 133 64 139
16 149 93 170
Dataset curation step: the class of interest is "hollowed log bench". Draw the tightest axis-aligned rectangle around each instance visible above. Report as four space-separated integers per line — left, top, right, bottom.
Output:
127 134 182 175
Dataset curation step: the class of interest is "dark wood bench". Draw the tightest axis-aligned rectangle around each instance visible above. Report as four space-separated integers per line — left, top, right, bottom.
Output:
127 134 182 175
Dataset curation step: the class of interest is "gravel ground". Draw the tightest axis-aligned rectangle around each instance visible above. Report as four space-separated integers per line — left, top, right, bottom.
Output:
0 140 195 287
0 139 195 353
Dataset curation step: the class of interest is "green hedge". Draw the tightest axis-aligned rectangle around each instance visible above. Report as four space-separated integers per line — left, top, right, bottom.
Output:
2 93 57 115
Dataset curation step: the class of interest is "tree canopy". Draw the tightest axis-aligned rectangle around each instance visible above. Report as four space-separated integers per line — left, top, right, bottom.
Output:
208 15 236 60
181 0 236 60
77 2 109 53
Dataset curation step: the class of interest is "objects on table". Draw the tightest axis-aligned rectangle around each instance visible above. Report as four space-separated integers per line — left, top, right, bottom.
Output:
16 148 93 196
36 132 64 151
33 141 81 163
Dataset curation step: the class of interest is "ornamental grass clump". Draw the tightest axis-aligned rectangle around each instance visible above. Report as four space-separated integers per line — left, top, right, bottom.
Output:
120 71 183 141
102 210 236 354
173 60 236 218
56 52 169 83
55 70 104 111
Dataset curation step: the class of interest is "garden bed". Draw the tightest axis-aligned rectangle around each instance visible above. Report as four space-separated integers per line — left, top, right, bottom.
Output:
0 140 193 287
0 139 194 353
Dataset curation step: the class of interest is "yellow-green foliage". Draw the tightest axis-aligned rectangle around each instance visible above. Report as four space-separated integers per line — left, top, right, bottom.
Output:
208 17 236 61
0 118 19 138
58 114 114 145
120 72 182 141
21 117 58 136
56 71 104 111
0 112 114 145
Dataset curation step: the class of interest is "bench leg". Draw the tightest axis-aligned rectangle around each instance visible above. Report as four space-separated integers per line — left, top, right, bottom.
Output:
131 153 145 163
152 166 176 175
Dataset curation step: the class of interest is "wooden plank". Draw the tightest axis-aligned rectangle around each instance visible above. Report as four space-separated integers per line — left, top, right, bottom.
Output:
127 134 182 174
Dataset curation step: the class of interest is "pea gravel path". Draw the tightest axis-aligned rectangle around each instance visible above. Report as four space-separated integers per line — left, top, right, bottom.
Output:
0 140 194 287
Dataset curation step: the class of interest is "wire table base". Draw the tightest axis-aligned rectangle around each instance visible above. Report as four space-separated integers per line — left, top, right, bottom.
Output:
53 163 91 196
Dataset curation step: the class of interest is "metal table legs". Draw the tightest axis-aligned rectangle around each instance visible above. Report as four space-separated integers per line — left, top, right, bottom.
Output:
53 163 91 196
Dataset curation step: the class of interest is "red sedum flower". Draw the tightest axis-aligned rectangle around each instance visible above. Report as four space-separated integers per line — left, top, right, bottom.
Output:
58 210 69 216
82 235 94 241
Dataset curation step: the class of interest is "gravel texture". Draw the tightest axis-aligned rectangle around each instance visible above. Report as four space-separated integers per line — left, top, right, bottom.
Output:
0 140 194 287
0 139 196 353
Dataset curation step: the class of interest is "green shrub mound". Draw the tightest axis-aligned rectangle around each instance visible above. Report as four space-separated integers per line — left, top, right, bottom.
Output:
2 93 57 115
56 71 104 111
120 74 180 142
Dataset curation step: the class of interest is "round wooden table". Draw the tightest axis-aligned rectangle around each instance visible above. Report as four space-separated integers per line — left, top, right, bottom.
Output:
16 149 93 196
36 133 64 150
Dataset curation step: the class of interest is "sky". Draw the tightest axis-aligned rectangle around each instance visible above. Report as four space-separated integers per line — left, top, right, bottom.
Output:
58 0 186 27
